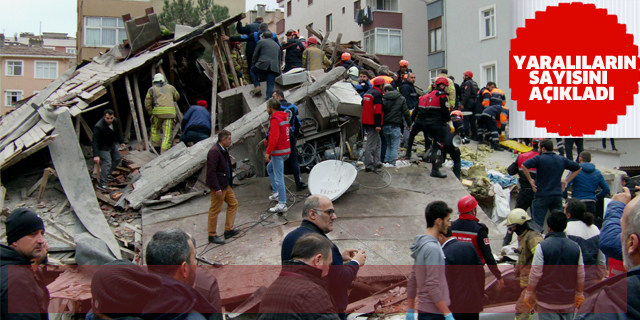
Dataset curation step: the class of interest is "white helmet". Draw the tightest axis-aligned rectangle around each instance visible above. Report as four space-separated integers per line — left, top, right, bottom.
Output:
348 67 359 77
153 73 167 83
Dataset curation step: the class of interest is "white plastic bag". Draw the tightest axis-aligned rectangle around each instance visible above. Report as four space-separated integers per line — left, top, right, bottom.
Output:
491 183 511 223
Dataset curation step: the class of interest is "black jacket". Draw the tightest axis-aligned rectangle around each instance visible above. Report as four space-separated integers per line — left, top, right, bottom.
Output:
400 81 419 110
460 78 478 112
382 90 412 127
537 232 582 305
1 244 49 320
92 118 124 156
141 274 219 320
451 214 502 280
441 239 485 313
206 143 233 192
282 39 305 68
453 82 461 109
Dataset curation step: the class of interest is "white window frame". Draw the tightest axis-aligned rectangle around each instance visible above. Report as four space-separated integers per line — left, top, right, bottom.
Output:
5 60 24 76
480 60 498 85
66 48 77 54
34 60 58 79
479 4 497 41
429 68 446 84
84 16 127 48
364 27 402 56
4 90 24 107
428 17 443 54
366 0 399 12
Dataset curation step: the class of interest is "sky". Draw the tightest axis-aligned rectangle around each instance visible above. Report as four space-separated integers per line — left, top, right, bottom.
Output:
0 0 279 38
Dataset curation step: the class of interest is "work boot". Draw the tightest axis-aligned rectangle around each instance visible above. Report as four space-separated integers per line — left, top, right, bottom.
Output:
208 236 226 245
224 228 240 239
475 134 483 143
252 86 262 97
154 146 162 154
492 142 504 152
296 182 308 192
430 164 447 179
375 163 384 169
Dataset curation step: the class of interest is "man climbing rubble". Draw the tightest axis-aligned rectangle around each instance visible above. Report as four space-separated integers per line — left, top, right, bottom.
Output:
92 109 125 191
145 73 180 154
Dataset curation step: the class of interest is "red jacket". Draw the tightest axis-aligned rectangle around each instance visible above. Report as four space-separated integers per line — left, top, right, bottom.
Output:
266 111 291 156
361 86 383 127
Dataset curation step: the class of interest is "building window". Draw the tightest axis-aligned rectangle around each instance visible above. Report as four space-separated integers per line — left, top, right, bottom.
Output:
429 69 445 84
480 5 496 40
326 14 332 32
481 61 497 85
308 0 313 5
428 17 442 54
364 28 402 56
366 0 398 11
84 16 127 47
5 60 23 76
354 1 361 19
342 7 345 14
287 1 292 16
4 91 23 107
35 61 58 79
66 48 77 54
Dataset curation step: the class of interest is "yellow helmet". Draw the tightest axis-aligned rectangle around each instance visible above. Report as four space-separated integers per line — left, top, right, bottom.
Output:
507 208 531 227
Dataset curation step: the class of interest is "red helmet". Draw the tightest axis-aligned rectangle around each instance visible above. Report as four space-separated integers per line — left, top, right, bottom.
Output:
372 77 386 86
435 76 449 87
342 52 351 61
458 195 478 214
399 60 409 68
307 37 318 45
230 41 240 47
450 110 463 119
463 70 473 78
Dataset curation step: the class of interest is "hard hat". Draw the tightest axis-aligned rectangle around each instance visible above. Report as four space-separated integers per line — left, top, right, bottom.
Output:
372 77 385 86
451 110 463 119
342 52 351 61
435 76 449 87
348 66 359 77
299 36 306 41
463 70 473 78
399 60 409 67
153 73 166 83
307 37 318 45
230 41 240 46
507 208 531 227
286 29 295 36
458 195 478 214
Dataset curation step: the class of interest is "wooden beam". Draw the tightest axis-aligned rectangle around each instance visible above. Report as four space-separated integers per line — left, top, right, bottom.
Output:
77 115 93 142
306 24 323 40
124 113 132 142
168 52 176 85
37 168 55 201
220 28 240 88
108 84 125 138
80 101 109 114
132 73 150 151
330 33 343 64
124 75 143 150
211 47 219 135
46 231 76 248
213 39 231 91
320 31 331 52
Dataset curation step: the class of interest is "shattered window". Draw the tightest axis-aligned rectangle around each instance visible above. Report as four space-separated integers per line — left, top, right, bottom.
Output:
35 61 58 79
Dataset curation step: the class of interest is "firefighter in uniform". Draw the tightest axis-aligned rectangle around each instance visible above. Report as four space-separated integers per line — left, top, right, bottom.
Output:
460 70 478 140
507 208 543 320
302 37 331 71
145 73 180 154
451 195 505 289
481 87 508 151
476 82 495 143
416 76 450 178
229 41 247 86
444 110 466 180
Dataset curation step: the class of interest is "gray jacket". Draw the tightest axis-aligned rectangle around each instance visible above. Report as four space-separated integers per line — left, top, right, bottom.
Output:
252 38 282 74
382 90 412 127
407 234 450 314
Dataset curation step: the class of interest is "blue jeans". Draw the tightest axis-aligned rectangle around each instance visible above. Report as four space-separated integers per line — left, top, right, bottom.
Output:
250 66 278 100
418 313 445 320
180 130 209 144
532 196 563 228
267 154 289 204
383 125 402 165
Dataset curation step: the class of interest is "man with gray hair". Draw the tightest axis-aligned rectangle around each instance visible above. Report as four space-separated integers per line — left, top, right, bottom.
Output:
281 195 366 319
142 228 220 319
576 186 640 319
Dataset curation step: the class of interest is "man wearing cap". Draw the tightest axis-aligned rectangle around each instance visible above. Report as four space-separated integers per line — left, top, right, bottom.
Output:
450 195 505 290
506 209 543 320
180 100 212 145
302 37 331 71
282 29 305 72
87 260 162 319
145 73 180 154
1 208 50 320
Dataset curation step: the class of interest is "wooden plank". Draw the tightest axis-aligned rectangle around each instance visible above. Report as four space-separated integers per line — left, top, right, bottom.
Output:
79 101 109 114
38 120 55 134
2 143 14 163
22 129 38 148
220 28 240 88
69 106 82 117
37 168 55 201
13 137 24 153
1 135 56 171
125 75 143 149
211 47 219 134
132 73 150 151
306 24 324 41
124 113 132 142
77 115 93 142
319 31 331 52
0 185 6 211
213 39 231 91
330 33 343 64
109 84 125 139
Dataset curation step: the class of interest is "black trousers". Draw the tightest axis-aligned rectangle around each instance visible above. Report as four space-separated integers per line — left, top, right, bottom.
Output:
443 145 461 179
406 122 429 159
284 133 302 185
452 314 479 320
463 113 477 138
564 138 584 162
504 187 535 245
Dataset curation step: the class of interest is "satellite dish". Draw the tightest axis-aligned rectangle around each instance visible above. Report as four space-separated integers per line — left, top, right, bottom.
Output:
308 160 357 201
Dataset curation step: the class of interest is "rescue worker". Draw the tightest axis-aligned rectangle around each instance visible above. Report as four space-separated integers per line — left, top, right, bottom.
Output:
272 90 308 191
504 138 541 245
415 76 450 178
444 111 465 180
428 69 456 109
145 73 180 154
451 195 505 290
353 69 371 97
346 66 360 84
282 29 305 72
223 23 281 70
460 71 478 139
382 84 411 166
506 208 543 320
395 60 412 87
481 86 508 151
362 77 385 172
336 52 356 70
180 100 211 145
235 16 262 77
449 76 461 110
400 73 418 148
302 37 331 71
372 70 394 86
475 82 495 143
229 41 247 85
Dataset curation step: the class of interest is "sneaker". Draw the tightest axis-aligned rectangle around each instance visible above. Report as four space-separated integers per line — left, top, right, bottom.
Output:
208 236 226 245
295 182 308 192
269 203 288 213
252 87 262 96
383 163 395 168
375 163 384 169
268 193 279 201
224 228 240 239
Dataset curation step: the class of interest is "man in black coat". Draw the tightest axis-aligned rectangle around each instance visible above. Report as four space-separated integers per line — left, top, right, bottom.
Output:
438 228 485 320
460 71 479 139
250 31 282 100
1 209 50 320
400 73 418 148
92 109 125 191
206 130 239 245
282 29 305 72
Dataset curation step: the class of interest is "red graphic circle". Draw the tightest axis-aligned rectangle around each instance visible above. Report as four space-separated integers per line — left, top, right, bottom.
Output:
509 3 640 136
